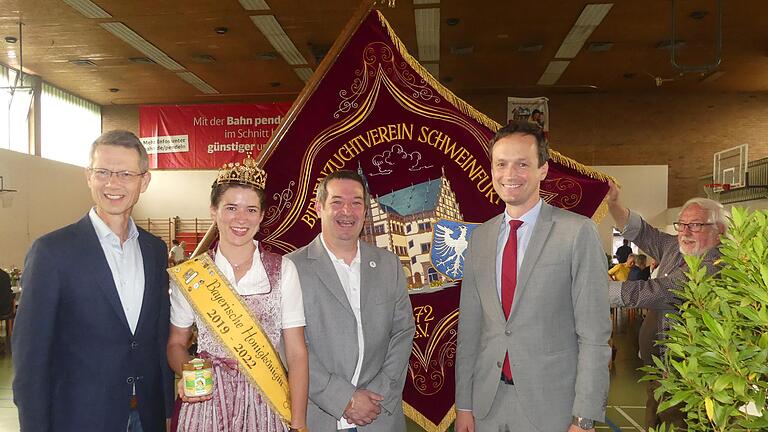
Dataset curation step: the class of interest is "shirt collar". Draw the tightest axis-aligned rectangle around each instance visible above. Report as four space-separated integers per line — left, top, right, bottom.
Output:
503 199 543 228
88 207 139 243
319 235 361 266
214 240 272 293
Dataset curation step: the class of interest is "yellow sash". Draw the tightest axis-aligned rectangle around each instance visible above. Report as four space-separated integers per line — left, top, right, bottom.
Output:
169 254 291 424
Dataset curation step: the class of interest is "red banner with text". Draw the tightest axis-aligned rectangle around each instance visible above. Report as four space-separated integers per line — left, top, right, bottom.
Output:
139 103 291 169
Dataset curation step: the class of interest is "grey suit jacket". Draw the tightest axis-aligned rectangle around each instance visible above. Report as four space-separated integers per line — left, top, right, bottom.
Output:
455 202 611 431
287 235 415 431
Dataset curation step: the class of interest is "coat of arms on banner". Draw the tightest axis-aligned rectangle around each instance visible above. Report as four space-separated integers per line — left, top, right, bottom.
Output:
431 220 480 280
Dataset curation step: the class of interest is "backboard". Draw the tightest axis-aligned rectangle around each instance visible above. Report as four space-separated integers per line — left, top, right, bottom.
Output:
713 144 748 191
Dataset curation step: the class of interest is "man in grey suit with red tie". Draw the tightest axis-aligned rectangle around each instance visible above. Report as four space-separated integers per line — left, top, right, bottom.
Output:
455 121 611 432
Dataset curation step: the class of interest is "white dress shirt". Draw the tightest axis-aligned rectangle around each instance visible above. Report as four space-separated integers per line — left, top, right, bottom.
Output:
319 236 363 430
495 199 543 300
88 208 144 334
169 241 306 329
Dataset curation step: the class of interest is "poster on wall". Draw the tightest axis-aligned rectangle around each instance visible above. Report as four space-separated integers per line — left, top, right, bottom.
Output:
139 103 291 169
507 96 549 137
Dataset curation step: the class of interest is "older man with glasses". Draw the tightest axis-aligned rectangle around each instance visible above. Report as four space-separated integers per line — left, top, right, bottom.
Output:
605 182 726 430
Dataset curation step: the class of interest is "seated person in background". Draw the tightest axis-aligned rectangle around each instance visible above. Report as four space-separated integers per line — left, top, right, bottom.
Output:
168 239 186 266
608 253 635 281
629 254 650 281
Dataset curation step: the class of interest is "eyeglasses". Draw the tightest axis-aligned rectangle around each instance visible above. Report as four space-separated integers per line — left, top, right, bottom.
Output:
673 222 714 233
88 168 147 183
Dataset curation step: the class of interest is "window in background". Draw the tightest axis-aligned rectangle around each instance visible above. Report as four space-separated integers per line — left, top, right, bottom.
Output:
41 83 101 167
0 64 31 154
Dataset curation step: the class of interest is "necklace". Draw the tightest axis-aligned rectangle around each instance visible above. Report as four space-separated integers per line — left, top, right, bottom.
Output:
231 255 253 271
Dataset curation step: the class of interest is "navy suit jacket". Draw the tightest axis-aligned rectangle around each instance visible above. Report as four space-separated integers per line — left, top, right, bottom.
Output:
12 214 174 432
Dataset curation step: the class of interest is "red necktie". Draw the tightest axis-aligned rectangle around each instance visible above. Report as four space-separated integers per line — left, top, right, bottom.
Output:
501 219 523 381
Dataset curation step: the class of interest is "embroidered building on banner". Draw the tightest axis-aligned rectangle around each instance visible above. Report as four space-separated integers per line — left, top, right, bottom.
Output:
359 167 463 289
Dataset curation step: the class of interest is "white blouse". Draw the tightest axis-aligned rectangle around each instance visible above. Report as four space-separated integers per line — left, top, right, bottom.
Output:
170 241 305 329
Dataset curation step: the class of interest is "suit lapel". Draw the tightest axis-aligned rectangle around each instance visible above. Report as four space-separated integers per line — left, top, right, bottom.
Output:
476 214 506 322
134 230 154 335
307 235 354 316
511 203 554 316
359 243 375 310
77 216 131 332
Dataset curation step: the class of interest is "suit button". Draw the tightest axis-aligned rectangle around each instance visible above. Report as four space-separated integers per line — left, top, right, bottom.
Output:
130 341 139 349
505 330 512 335
496 361 502 368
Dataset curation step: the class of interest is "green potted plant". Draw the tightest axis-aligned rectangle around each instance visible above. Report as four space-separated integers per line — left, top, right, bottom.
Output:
642 207 768 431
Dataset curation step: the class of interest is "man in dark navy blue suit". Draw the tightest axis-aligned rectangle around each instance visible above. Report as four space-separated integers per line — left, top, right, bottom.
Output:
12 130 173 432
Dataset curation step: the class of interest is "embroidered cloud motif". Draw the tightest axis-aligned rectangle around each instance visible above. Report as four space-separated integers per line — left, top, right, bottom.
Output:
370 144 433 176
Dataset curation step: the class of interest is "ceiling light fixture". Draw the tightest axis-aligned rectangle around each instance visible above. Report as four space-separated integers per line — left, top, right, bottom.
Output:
537 60 570 85
294 67 313 82
129 56 156 64
109 88 119 92
587 41 613 52
62 0 112 18
176 72 219 94
214 27 228 35
257 52 278 60
554 3 613 59
449 45 474 55
446 18 460 26
69 58 97 67
250 15 308 65
191 54 216 63
656 39 686 50
4 36 17 44
518 43 543 52
415 8 440 62
238 0 270 10
690 10 708 20
100 22 185 71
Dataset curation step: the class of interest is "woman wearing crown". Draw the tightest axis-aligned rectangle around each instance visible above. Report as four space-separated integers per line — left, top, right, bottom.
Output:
166 155 308 432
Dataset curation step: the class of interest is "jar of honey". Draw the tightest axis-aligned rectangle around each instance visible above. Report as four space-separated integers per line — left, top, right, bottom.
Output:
182 358 214 397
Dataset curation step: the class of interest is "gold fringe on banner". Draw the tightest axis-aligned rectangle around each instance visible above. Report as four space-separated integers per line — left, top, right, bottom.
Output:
403 402 456 432
373 11 618 186
592 199 610 224
375 11 499 133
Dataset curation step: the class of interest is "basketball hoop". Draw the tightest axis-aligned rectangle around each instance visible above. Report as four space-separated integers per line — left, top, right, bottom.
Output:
704 183 730 200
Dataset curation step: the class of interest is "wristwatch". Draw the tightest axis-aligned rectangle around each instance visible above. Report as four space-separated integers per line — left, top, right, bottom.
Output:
572 416 595 429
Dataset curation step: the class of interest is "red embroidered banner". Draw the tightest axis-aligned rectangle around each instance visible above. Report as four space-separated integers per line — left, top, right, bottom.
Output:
252 7 613 431
138 103 291 169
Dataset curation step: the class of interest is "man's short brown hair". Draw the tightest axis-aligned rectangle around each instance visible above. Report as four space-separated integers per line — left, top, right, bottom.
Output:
489 120 549 167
